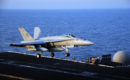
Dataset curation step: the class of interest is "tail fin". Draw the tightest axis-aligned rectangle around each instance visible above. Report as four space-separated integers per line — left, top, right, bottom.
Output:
19 27 35 42
34 27 41 40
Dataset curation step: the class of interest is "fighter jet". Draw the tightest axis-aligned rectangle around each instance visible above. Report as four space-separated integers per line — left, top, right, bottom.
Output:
10 27 94 58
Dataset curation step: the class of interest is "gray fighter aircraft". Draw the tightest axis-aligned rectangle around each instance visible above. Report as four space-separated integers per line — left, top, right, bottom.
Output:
10 27 94 58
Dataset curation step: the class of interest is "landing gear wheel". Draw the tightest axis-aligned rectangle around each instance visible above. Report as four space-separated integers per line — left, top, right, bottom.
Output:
37 54 41 58
50 52 55 57
65 53 70 57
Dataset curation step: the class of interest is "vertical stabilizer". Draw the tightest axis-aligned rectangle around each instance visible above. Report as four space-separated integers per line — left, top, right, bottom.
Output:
19 27 35 42
34 27 41 39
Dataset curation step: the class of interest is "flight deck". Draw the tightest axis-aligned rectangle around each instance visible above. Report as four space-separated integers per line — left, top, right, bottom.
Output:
0 51 130 80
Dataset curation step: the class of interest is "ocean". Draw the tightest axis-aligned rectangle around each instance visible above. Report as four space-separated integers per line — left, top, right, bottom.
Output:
0 9 130 61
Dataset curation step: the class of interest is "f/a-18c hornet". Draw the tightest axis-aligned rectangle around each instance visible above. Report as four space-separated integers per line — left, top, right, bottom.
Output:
10 27 94 58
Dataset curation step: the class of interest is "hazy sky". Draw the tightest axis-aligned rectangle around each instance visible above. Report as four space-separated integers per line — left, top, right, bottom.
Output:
0 0 130 9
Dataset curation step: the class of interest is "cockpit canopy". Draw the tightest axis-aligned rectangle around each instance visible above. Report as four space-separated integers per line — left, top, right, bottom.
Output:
64 34 76 38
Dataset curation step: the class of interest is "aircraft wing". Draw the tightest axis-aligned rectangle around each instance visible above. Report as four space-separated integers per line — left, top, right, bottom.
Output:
10 39 74 47
50 39 74 46
45 39 73 42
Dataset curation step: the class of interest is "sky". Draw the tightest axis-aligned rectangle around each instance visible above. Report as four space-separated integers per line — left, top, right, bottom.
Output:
0 0 130 9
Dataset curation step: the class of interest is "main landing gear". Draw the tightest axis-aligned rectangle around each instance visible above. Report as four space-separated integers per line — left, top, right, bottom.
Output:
50 52 55 57
36 52 55 58
36 48 71 58
37 54 41 58
65 53 70 57
50 52 70 57
36 51 42 58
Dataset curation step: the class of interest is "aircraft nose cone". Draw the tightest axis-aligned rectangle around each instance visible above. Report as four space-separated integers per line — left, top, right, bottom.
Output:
89 42 94 45
85 40 94 45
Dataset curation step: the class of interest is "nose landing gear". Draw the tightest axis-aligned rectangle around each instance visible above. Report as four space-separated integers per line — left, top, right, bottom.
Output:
65 48 70 57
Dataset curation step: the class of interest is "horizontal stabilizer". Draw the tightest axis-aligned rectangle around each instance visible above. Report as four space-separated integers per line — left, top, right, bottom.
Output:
10 41 45 47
